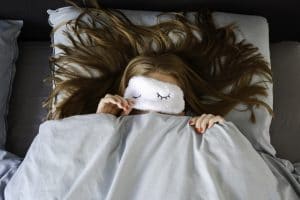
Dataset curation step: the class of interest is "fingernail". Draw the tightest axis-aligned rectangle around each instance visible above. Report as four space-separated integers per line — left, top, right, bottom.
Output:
188 120 192 125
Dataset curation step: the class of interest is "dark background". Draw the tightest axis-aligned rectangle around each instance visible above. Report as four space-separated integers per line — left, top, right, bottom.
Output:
0 0 299 42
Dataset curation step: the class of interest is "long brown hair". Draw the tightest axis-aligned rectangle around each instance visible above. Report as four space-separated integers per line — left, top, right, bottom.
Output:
43 0 273 122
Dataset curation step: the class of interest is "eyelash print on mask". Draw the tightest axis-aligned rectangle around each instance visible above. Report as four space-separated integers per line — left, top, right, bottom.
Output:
157 92 171 100
132 94 141 99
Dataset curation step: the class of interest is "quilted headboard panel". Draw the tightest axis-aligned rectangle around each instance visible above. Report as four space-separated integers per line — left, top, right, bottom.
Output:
0 0 299 42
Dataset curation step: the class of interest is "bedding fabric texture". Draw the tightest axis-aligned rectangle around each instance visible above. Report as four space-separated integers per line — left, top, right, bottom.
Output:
270 41 300 163
47 6 275 157
0 150 22 200
0 20 23 148
4 113 300 199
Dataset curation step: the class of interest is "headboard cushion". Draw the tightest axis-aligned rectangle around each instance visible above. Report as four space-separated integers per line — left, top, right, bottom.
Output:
0 0 299 42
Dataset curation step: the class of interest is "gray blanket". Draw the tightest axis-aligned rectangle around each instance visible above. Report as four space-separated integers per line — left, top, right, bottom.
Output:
4 112 300 199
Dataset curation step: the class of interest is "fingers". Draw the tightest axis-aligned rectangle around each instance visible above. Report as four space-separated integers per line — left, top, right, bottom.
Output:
208 115 225 128
190 114 206 133
121 105 133 116
122 98 135 114
121 99 135 116
97 94 135 115
114 95 130 111
199 114 214 131
100 95 124 110
189 114 225 134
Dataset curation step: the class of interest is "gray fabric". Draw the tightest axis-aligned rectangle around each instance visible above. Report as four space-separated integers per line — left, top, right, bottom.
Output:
0 150 22 200
7 41 52 157
0 20 23 148
260 153 300 197
4 113 300 199
270 41 300 163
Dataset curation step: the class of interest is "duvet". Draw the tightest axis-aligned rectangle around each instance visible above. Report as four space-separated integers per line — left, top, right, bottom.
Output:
4 112 300 199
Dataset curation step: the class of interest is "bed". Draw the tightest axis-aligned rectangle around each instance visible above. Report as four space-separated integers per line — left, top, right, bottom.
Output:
1 0 300 199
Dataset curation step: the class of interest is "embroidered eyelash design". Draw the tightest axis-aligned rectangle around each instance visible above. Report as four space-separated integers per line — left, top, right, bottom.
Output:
132 94 141 99
157 92 171 100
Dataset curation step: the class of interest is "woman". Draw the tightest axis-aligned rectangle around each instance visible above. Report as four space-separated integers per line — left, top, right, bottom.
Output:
96 53 225 134
44 0 273 125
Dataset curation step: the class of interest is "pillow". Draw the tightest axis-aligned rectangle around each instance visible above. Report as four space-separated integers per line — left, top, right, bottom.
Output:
47 6 275 155
270 41 300 163
7 42 52 157
0 20 23 148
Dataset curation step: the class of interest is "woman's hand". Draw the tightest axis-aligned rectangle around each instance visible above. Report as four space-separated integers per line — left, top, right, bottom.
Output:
96 94 135 116
189 114 225 134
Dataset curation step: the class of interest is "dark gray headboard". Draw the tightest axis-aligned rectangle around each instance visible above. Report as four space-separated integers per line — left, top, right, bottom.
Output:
1 0 300 42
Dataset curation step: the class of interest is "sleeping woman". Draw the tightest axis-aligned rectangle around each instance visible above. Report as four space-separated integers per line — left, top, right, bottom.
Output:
96 53 225 134
44 0 273 128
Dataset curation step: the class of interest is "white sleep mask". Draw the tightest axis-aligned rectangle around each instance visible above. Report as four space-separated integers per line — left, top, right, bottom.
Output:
123 76 185 114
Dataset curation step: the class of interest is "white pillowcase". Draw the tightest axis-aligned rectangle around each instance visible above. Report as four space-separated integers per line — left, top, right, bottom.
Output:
47 6 275 155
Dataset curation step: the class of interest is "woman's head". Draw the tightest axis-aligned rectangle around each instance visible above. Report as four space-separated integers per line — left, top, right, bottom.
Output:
119 54 189 114
119 53 189 94
44 3 273 121
118 53 225 115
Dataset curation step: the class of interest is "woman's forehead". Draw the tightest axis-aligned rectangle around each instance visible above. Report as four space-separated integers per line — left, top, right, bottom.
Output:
145 72 179 86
